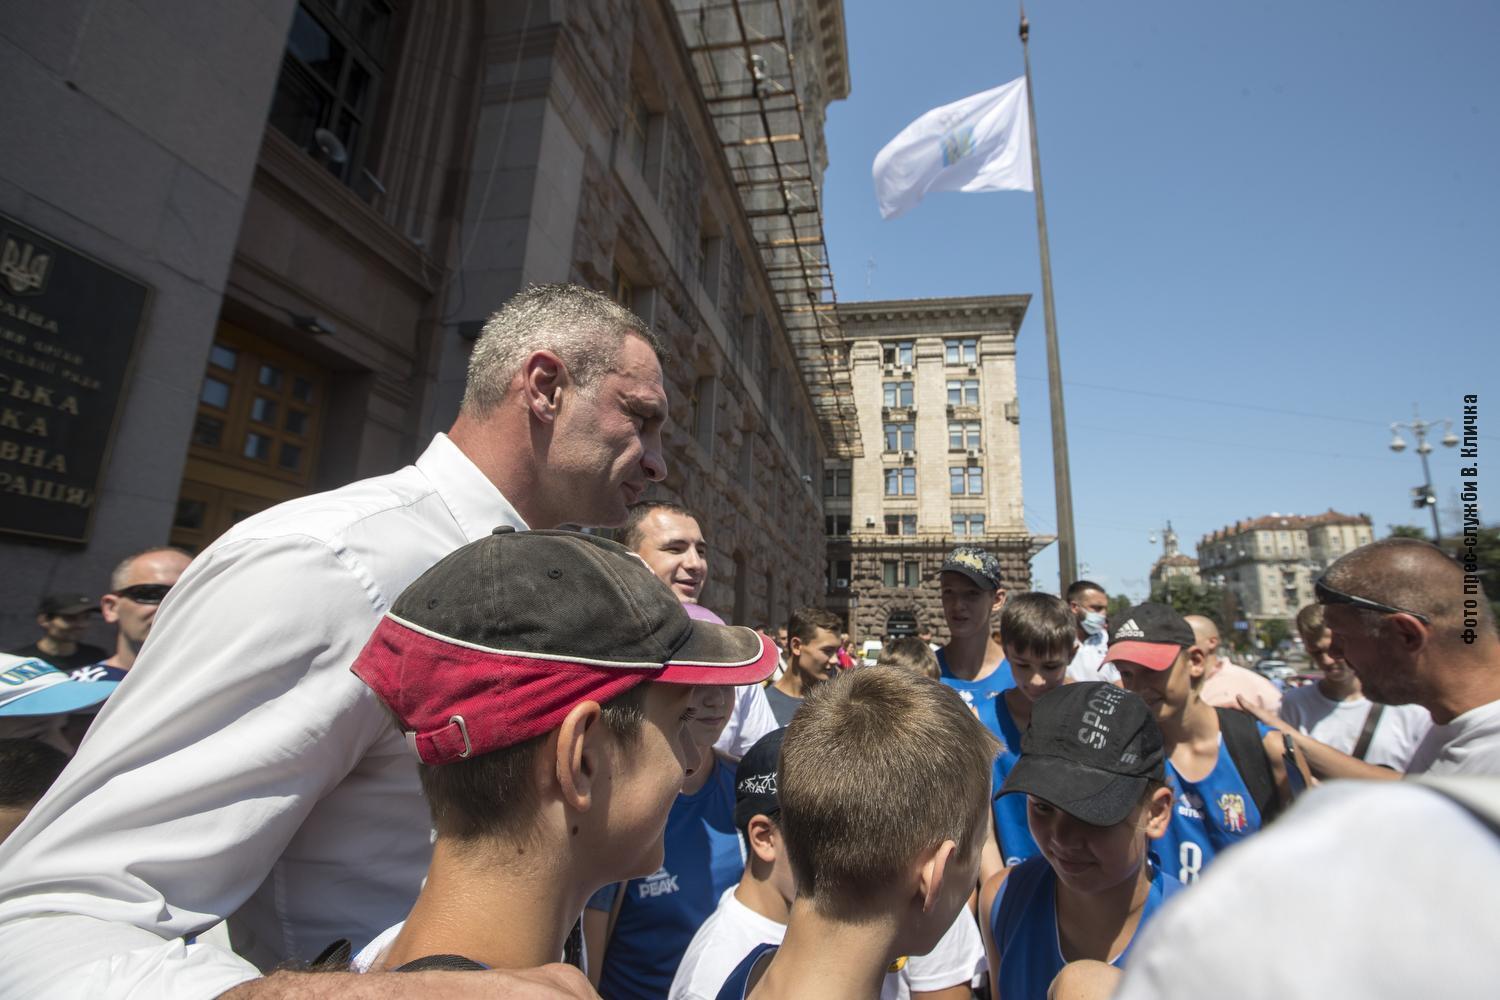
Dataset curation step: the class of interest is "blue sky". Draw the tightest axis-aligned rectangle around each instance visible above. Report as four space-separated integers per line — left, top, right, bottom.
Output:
821 0 1499 599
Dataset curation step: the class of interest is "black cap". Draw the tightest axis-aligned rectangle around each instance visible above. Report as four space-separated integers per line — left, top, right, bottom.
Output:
998 682 1164 826
939 545 1004 591
734 727 787 830
38 593 96 616
1103 602 1197 672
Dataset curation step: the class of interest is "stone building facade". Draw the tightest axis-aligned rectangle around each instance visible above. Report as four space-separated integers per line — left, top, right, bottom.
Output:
1198 510 1374 624
0 0 855 643
824 297 1052 642
1148 522 1201 589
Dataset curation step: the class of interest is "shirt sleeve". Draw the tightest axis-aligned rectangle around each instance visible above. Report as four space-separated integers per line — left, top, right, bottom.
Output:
903 908 984 991
716 685 778 759
0 534 393 999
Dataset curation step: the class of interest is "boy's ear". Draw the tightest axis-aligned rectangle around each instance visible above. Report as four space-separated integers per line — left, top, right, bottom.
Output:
1143 785 1174 839
1185 644 1208 680
746 815 779 864
554 700 605 812
915 839 958 913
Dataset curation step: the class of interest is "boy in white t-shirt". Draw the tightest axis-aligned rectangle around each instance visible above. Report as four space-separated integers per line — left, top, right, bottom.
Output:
1280 605 1432 771
670 725 985 1000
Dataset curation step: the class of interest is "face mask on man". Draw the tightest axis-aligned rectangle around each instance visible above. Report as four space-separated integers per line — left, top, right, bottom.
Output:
1080 611 1107 637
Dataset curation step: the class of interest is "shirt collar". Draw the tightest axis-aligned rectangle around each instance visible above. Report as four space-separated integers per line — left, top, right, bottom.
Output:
415 432 528 543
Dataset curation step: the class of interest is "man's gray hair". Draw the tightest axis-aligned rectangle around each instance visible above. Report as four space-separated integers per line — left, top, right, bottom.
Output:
461 284 665 415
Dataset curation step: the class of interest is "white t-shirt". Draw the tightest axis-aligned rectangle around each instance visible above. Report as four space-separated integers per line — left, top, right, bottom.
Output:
352 921 404 972
1278 685 1432 770
668 887 983 1000
1113 780 1500 999
1067 632 1118 684
1405 697 1500 776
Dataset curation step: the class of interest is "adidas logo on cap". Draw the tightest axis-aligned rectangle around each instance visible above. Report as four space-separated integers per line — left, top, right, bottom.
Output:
1115 618 1144 639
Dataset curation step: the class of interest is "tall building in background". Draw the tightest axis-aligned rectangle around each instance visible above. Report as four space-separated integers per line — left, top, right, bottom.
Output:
1148 521 1201 590
824 297 1053 641
1199 510 1374 625
0 0 859 641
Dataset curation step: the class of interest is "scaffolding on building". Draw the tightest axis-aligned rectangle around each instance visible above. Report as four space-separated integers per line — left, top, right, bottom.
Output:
674 0 863 459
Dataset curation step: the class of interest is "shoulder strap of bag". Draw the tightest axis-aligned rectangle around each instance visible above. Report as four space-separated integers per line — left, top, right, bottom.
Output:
1215 706 1281 823
1351 702 1386 761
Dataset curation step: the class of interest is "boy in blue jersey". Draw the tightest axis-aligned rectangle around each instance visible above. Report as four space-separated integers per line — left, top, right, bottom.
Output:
1107 603 1300 884
345 529 779 973
934 546 1013 717
716 666 999 999
979 683 1180 999
984 593 1079 867
584 683 746 998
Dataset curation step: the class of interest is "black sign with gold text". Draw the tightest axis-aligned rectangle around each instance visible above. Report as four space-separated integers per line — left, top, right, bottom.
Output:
0 213 150 543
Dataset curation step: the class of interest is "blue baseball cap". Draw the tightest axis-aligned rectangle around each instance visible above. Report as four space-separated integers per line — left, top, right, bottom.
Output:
0 655 118 717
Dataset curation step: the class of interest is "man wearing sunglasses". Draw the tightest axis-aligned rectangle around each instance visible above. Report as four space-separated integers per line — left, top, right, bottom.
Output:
1237 538 1500 780
69 548 193 684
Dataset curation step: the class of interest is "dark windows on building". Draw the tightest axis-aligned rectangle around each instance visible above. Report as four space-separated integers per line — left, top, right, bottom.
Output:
823 468 851 497
268 1 394 195
882 341 914 367
825 514 851 537
884 513 917 536
883 560 921 588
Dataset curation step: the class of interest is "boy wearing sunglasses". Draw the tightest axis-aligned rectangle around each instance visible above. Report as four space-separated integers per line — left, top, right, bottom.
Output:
69 548 192 684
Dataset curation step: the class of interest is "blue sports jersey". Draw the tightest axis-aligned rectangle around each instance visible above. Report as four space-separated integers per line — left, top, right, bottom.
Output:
1157 723 1272 884
989 855 1181 1000
715 942 778 1000
592 756 745 999
979 695 1040 867
936 647 1015 721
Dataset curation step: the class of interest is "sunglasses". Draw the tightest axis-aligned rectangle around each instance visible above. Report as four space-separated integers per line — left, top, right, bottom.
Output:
1314 577 1430 625
113 583 173 605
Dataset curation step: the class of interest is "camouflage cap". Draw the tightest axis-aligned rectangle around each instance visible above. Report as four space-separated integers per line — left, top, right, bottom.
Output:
939 545 1004 591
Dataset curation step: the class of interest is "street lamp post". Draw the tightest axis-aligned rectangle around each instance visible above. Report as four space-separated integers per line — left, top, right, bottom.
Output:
1388 404 1459 543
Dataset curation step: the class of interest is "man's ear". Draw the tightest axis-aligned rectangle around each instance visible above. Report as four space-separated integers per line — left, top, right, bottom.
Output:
788 636 804 658
519 349 568 423
746 815 779 864
1186 645 1208 681
554 700 605 812
991 590 1007 613
915 839 958 913
99 594 121 626
1143 785 1174 839
1389 614 1429 655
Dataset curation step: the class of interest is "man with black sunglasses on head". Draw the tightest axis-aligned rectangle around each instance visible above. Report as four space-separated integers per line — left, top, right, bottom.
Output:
69 548 193 684
1238 537 1500 779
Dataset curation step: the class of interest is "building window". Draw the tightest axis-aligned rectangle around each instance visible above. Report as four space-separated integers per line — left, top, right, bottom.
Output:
883 561 899 587
904 561 921 588
885 467 917 496
623 85 652 174
947 420 981 451
946 379 980 406
823 468 851 497
950 466 984 495
952 513 986 537
882 341 915 367
882 381 914 408
883 422 916 452
691 375 716 453
944 339 978 365
824 515 850 537
268 1 394 194
884 514 917 536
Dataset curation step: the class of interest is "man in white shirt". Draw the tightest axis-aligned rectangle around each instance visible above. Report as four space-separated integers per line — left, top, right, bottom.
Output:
0 284 667 999
1278 604 1431 770
1064 579 1117 684
620 500 776 758
1237 538 1500 781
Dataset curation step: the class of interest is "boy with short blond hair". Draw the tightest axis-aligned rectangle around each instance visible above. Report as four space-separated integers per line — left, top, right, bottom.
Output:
346 528 779 973
983 593 1080 866
875 637 941 681
716 666 999 999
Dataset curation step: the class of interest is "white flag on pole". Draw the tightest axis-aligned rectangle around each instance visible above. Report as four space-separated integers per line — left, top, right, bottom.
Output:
872 77 1033 220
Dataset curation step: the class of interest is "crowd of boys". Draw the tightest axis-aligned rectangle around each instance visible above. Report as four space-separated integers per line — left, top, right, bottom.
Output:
0 284 1496 1000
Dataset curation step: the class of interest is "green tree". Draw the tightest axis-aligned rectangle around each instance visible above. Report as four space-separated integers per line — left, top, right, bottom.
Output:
1260 618 1292 653
1149 576 1228 629
1387 524 1428 540
1107 593 1132 619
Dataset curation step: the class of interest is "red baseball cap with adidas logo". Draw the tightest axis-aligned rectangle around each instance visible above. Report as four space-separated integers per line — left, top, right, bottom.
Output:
1103 602 1196 671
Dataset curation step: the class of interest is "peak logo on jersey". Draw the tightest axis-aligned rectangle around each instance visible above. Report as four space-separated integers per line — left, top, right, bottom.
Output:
1218 792 1248 833
1114 619 1144 639
636 867 680 898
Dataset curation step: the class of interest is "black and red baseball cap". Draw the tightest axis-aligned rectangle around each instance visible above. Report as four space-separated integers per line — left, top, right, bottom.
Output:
352 528 779 764
1103 602 1196 672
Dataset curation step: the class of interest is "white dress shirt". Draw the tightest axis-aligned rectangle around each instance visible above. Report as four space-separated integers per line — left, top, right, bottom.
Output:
0 434 524 999
1065 631 1118 684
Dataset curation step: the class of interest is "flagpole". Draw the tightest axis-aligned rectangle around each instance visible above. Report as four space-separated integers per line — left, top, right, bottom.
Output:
1019 3 1079 592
